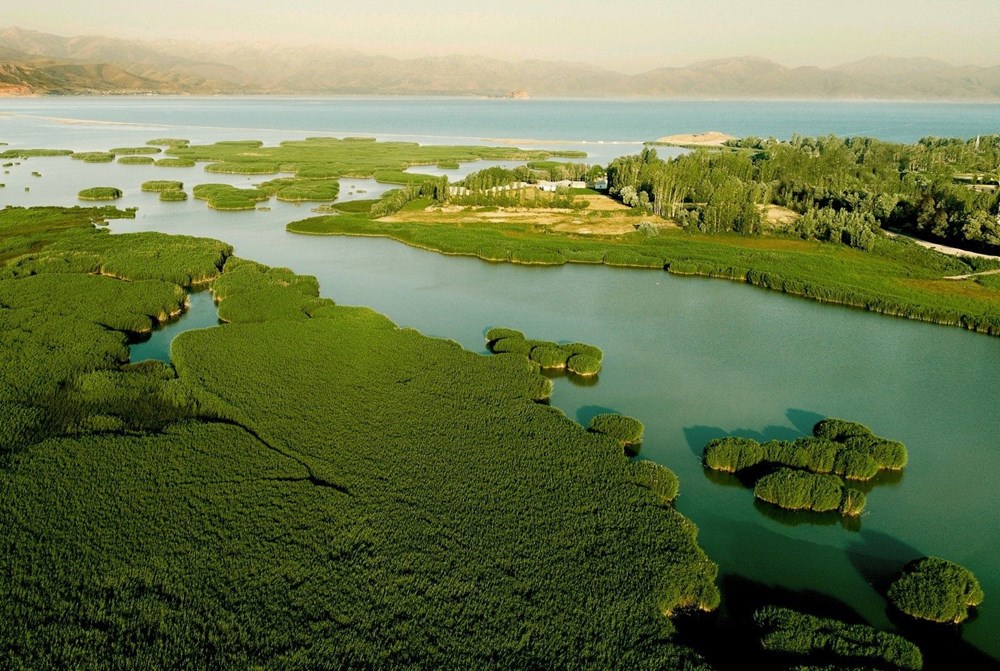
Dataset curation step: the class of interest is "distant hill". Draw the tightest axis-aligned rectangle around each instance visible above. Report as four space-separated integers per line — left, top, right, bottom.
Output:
2 26 1000 100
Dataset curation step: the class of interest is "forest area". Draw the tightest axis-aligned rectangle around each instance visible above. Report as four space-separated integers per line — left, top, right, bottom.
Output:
607 135 1000 254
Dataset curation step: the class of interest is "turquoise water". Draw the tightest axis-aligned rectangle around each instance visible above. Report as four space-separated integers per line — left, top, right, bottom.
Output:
2 98 999 666
129 290 220 364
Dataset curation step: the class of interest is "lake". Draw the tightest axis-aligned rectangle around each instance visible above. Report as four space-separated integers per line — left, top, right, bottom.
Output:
2 96 999 666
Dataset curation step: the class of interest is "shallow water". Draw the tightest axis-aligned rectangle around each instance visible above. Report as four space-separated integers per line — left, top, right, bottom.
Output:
129 290 220 364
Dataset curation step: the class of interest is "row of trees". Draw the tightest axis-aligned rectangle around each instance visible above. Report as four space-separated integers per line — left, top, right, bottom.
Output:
607 135 1000 253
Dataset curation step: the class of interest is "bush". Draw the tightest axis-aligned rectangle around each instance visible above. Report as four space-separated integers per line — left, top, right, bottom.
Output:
888 557 984 624
78 187 123 201
589 414 644 447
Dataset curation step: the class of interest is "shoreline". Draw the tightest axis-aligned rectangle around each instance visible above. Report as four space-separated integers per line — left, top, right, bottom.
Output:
286 224 1000 336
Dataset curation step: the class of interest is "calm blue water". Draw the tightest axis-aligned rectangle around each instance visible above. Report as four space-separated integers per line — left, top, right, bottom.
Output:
2 97 998 163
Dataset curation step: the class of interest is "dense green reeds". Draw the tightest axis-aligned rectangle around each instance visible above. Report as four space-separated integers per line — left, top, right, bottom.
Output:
754 606 923 670
703 418 901 518
117 156 154 165
703 419 906 481
485 329 603 376
146 138 189 147
589 413 645 449
888 558 984 624
753 468 866 516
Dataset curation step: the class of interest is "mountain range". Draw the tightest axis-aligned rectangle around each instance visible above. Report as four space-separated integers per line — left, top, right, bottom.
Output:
2 26 999 100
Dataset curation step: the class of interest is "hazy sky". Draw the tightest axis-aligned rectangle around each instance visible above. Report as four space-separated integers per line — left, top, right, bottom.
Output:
7 0 1000 71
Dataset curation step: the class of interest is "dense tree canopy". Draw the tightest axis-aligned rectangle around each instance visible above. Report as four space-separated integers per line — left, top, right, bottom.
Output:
608 135 1000 254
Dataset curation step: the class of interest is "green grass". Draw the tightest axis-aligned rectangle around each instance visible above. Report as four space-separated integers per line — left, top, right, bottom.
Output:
117 156 154 165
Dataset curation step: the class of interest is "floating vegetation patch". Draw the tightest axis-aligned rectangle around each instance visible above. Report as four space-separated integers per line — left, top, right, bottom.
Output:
192 184 269 211
155 158 196 168
753 468 866 516
754 606 923 670
109 147 161 155
159 190 187 202
146 138 189 148
78 187 123 201
71 152 115 163
0 149 73 158
888 557 984 624
486 328 603 376
204 161 281 175
141 180 184 192
258 177 341 202
702 418 905 520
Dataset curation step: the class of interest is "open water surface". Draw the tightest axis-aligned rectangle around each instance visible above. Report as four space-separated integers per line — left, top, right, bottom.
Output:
2 97 999 665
